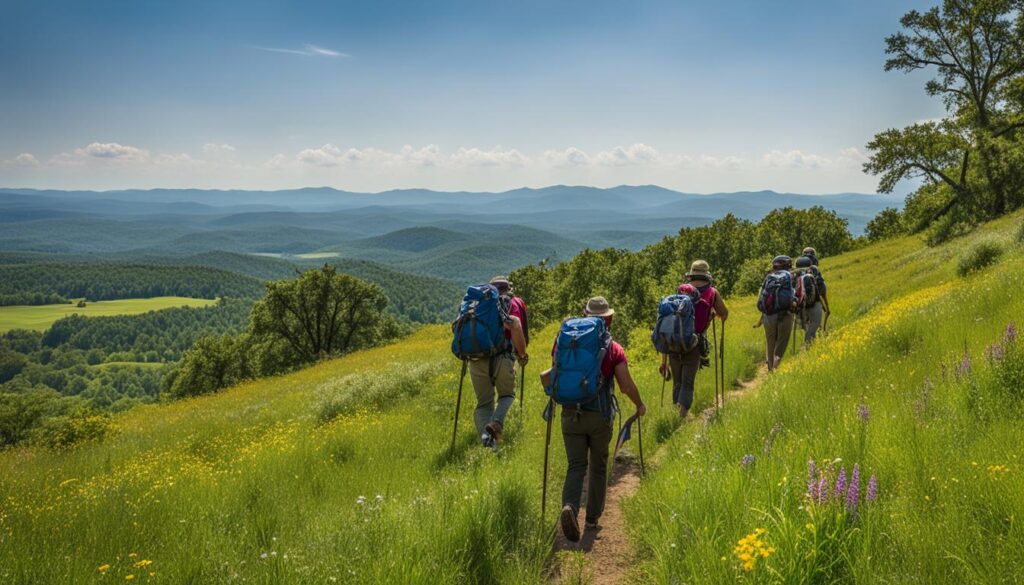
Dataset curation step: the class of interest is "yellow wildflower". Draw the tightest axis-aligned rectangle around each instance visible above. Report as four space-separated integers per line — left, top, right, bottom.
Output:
133 559 152 569
98 564 111 573
125 576 135 581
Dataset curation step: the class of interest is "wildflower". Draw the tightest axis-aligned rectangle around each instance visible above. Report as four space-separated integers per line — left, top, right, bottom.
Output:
806 459 818 497
260 553 268 560
355 496 366 506
846 464 861 511
132 560 152 569
1005 322 1018 344
867 475 878 502
857 401 870 423
954 351 971 378
733 528 774 571
816 476 828 504
741 454 755 469
125 576 135 581
98 564 111 573
835 467 847 500
375 494 384 503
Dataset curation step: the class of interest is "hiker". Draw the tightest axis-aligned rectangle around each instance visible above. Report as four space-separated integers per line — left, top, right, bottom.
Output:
794 256 827 346
552 296 646 542
757 256 797 371
801 246 820 267
656 260 729 419
451 276 529 449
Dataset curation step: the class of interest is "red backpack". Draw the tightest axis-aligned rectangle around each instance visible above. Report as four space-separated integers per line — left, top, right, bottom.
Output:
692 286 717 334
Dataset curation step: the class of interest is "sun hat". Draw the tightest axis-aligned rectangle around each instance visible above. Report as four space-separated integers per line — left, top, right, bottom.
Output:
685 260 713 282
772 255 793 270
584 296 615 317
802 247 816 257
489 276 512 293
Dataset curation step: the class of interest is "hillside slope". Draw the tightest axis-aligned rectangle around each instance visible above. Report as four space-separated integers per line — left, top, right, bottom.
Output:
1 212 1021 584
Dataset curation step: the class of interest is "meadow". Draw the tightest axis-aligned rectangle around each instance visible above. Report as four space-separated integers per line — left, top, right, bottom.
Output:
0 297 217 333
0 212 1021 583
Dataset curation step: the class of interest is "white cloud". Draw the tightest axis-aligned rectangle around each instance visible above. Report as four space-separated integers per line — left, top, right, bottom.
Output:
296 143 344 167
593 143 662 166
1 152 40 167
256 44 350 59
542 147 591 167
202 143 236 154
78 141 149 161
450 147 528 167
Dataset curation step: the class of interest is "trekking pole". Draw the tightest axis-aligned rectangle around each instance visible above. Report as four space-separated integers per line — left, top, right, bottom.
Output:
660 373 666 408
637 414 646 476
720 319 726 407
519 363 525 414
541 398 554 517
450 360 468 453
711 316 720 411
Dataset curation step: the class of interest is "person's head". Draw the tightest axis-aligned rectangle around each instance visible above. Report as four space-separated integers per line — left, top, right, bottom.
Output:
795 256 812 270
685 260 713 285
489 275 512 295
584 296 615 328
802 247 816 257
677 283 698 301
772 255 793 271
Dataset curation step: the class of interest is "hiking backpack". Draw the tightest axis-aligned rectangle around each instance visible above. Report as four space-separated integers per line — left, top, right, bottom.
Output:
692 287 717 334
651 294 698 354
797 271 818 308
546 316 612 408
451 284 509 360
757 270 795 316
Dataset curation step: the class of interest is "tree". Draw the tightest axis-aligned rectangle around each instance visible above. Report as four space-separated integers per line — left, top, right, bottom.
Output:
164 335 250 399
866 208 907 241
249 265 393 364
867 0 1024 233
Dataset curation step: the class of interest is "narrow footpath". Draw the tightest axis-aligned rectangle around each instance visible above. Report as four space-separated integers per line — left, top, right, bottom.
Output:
547 366 769 585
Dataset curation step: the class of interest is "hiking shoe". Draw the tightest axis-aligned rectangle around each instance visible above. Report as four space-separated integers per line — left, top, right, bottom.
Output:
484 421 503 444
481 433 496 450
700 356 711 368
560 505 580 542
585 518 600 530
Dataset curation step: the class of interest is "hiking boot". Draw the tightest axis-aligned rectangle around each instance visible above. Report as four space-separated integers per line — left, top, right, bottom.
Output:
700 356 711 368
585 518 600 530
560 505 580 542
481 433 496 450
679 405 688 419
484 421 503 444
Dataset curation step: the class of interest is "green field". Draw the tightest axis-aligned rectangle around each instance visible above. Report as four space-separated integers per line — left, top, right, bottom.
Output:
1 213 1023 583
0 297 218 332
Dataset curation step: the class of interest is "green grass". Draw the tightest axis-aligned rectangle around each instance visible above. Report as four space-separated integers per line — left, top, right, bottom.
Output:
0 297 217 332
1 212 1022 583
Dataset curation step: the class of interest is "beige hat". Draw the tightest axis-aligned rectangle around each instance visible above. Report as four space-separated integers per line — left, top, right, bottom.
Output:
489 275 512 293
802 247 816 256
685 260 713 282
584 296 615 317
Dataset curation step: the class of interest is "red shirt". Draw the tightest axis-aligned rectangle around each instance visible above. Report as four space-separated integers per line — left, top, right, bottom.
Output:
601 340 627 380
505 296 526 340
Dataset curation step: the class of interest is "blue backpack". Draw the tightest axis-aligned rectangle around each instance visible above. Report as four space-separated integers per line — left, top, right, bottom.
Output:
757 270 795 315
546 316 612 408
651 294 697 354
451 284 509 360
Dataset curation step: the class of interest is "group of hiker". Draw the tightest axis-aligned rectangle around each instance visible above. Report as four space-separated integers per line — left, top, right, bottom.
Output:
449 247 829 543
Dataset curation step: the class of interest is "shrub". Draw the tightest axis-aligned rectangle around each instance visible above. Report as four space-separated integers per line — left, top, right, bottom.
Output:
956 241 1003 277
734 256 773 296
317 360 446 422
31 412 110 449
1016 220 1024 245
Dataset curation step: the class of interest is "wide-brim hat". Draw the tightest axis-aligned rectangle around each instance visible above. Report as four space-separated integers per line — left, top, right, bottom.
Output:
489 276 512 293
585 296 615 317
802 247 816 256
685 259 713 281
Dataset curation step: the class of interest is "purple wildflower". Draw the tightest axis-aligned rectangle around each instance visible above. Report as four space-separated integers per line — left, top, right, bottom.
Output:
1005 322 1018 345
954 351 972 378
817 476 828 504
985 341 1006 363
741 454 756 469
857 401 870 424
807 459 818 497
835 467 847 500
846 464 861 511
866 475 878 503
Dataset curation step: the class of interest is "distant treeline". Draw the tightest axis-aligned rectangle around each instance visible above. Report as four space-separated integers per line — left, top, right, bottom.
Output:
511 206 854 338
0 293 69 307
0 263 265 302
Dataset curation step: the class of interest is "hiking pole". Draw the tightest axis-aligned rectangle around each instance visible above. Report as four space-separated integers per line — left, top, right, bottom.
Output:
450 360 468 453
637 414 645 476
519 363 525 414
720 319 726 407
660 373 666 408
711 316 720 411
541 398 554 517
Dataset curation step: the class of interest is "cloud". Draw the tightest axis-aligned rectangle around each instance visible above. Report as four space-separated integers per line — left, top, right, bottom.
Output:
256 44 350 58
450 147 528 167
593 143 662 166
2 152 40 167
78 142 149 161
759 148 868 170
202 143 236 154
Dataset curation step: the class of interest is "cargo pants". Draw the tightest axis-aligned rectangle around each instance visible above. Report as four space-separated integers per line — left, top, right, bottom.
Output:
763 312 794 371
469 353 517 436
561 408 613 524
669 342 702 411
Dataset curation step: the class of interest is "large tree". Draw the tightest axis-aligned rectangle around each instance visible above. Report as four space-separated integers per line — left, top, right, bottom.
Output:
250 265 392 364
866 0 1024 229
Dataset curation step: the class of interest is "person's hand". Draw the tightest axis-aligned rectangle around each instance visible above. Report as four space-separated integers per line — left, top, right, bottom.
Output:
517 353 529 367
636 403 647 417
658 362 669 380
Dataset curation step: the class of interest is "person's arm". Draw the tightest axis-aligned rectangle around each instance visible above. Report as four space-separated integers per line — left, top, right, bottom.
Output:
658 354 669 379
713 292 729 321
613 362 646 416
505 316 528 364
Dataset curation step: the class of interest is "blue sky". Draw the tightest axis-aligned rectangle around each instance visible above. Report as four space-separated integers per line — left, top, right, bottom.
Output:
0 0 942 192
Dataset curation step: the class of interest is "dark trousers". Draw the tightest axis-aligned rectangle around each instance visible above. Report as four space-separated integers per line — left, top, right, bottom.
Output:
669 343 702 410
560 409 613 523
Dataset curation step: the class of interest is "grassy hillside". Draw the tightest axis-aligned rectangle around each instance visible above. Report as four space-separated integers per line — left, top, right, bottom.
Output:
0 297 218 332
0 213 1021 583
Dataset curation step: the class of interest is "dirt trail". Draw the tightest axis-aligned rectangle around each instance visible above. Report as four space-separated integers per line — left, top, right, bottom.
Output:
547 366 769 585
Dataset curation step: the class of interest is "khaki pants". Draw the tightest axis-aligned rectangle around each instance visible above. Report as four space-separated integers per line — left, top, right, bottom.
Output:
763 312 794 371
469 354 517 436
669 343 702 410
800 303 824 346
560 409 613 523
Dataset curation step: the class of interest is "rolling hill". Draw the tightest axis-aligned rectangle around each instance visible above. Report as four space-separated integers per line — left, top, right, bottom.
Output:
2 207 1020 583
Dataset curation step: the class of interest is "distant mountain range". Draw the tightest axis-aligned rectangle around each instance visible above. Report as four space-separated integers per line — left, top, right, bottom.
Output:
0 185 903 284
